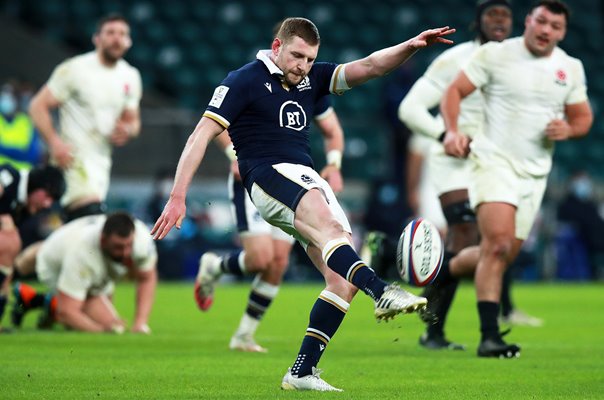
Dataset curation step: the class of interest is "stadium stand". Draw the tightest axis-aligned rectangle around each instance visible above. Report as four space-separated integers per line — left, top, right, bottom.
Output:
1 0 602 182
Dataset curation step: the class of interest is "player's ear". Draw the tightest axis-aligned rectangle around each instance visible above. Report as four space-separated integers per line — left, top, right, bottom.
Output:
271 38 281 55
123 36 132 49
92 32 99 47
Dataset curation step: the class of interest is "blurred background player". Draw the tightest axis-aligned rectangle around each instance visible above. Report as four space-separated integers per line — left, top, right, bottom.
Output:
398 0 513 350
195 94 345 353
28 13 142 221
441 0 592 357
12 212 157 333
0 163 64 330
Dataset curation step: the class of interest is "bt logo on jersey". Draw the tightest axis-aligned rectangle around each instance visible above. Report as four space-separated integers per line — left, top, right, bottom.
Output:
279 101 307 131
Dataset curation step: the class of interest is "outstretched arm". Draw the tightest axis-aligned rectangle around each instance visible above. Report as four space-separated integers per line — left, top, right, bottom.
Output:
151 117 225 239
316 109 345 193
344 27 455 88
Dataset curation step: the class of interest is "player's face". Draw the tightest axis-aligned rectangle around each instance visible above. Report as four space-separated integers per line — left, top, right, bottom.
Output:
273 36 318 86
26 189 54 214
101 233 134 263
524 6 567 57
95 20 131 63
481 5 513 42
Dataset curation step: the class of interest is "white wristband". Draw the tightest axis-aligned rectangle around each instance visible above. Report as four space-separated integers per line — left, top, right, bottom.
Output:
224 144 237 162
326 150 342 169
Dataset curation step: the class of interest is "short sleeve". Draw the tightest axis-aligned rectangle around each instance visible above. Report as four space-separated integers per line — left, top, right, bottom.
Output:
124 67 143 110
424 52 460 92
203 72 250 129
46 59 75 103
132 220 158 272
566 59 588 105
462 43 493 89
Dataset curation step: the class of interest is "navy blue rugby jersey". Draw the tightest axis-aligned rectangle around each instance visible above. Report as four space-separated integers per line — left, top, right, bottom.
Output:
203 50 343 177
0 163 22 214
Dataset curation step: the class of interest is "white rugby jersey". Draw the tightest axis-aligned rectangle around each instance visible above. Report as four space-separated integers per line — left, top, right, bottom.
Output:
402 40 484 140
47 51 142 204
464 37 588 177
37 214 156 300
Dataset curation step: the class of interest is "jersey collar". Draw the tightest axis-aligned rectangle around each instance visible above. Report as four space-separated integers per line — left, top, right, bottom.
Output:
256 50 283 76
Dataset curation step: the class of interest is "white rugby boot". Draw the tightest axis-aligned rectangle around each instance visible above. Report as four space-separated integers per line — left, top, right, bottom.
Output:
375 284 428 321
281 367 343 392
229 334 268 353
193 252 222 311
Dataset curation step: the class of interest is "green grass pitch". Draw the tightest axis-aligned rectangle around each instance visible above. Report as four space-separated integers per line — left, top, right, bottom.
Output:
2 281 603 399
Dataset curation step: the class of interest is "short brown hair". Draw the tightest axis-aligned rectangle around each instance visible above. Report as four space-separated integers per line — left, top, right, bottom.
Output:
276 18 320 45
95 13 129 34
102 211 135 238
529 0 570 23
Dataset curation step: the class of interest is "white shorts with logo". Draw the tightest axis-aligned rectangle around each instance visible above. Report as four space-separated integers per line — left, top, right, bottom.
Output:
468 150 547 240
228 172 294 243
247 163 351 249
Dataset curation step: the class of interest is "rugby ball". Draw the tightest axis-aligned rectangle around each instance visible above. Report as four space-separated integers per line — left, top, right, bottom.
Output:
396 218 444 287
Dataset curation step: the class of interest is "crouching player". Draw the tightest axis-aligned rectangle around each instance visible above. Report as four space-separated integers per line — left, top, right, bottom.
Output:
14 212 157 333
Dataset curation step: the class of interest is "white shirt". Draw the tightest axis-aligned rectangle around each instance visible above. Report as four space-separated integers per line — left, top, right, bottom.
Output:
37 215 156 301
464 37 588 177
400 40 484 140
47 52 142 204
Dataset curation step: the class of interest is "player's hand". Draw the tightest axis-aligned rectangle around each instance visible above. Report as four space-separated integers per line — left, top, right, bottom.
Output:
545 119 572 141
151 196 186 240
409 27 455 49
110 120 132 146
230 160 241 182
131 323 151 334
443 130 471 158
108 320 126 334
49 137 73 168
320 165 344 194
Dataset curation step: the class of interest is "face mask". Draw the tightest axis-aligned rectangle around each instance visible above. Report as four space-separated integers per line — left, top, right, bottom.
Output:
571 177 593 201
0 93 17 115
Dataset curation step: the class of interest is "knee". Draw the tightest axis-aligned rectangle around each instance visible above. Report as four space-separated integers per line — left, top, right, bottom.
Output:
271 252 290 272
482 235 515 262
325 274 358 303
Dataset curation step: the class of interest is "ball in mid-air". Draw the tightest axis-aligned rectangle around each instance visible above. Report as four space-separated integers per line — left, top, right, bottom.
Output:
396 218 444 287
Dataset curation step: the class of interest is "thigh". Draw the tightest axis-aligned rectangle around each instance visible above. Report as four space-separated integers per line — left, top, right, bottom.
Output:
476 202 517 241
249 163 350 247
